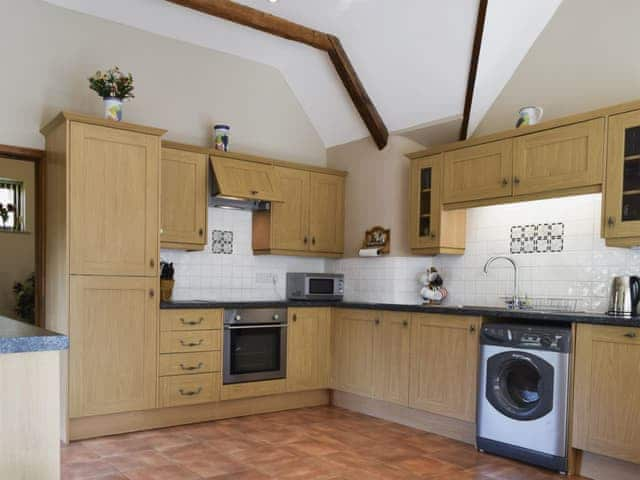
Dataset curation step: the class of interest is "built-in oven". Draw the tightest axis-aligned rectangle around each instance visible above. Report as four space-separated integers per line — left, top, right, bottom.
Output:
286 272 344 300
223 308 287 385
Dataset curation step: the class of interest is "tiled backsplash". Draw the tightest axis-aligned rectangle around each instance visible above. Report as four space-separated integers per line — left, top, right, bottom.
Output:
330 194 639 313
327 256 434 305
161 207 324 301
434 194 637 313
164 194 637 313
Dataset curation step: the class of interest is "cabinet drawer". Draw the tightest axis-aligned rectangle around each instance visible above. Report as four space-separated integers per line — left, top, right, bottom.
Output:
158 373 220 407
220 379 286 401
160 331 220 353
158 351 220 376
160 309 222 331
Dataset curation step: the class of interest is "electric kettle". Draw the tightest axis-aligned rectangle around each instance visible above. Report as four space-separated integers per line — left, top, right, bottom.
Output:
608 276 640 317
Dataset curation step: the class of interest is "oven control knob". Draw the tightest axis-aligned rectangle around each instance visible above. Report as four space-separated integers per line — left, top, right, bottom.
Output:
234 314 241 321
541 336 552 348
273 314 280 321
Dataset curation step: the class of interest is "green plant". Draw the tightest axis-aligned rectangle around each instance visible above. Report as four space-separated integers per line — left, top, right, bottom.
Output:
89 66 135 100
13 273 35 323
0 202 14 226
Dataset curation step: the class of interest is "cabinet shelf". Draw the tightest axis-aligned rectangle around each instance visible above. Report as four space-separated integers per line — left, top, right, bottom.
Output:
624 154 640 161
622 189 640 196
421 188 431 193
420 213 431 218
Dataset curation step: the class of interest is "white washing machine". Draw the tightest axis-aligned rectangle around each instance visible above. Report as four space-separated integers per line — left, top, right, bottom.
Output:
477 323 571 473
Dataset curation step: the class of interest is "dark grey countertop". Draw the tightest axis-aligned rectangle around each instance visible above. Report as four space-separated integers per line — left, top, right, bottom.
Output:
160 300 640 328
0 315 69 354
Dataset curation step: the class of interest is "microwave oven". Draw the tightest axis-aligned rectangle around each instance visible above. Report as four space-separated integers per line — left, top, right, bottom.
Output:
286 273 344 301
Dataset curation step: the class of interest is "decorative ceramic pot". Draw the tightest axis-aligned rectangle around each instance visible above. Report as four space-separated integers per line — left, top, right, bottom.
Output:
104 97 123 121
516 106 544 128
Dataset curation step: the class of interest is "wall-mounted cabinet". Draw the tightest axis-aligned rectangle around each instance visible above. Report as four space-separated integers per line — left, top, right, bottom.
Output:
210 152 283 202
160 143 208 251
604 109 640 247
440 119 604 209
253 165 346 257
409 154 466 255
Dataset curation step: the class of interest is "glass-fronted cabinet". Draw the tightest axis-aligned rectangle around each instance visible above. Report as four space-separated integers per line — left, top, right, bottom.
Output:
409 153 466 255
604 110 640 245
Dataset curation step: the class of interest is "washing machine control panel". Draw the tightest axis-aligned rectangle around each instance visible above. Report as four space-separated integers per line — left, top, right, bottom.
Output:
481 324 571 353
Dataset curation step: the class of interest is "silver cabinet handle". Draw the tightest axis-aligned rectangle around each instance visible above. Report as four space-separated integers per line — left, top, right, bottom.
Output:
180 339 203 347
180 362 204 371
225 324 288 330
179 387 202 396
180 318 203 326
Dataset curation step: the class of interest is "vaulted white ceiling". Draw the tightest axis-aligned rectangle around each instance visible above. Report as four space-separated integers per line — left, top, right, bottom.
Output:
43 0 561 147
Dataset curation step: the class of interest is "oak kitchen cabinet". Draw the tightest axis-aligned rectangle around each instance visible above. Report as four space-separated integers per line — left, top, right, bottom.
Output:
442 139 514 205
409 153 466 255
286 307 331 392
409 314 481 422
604 109 640 246
160 143 208 251
253 165 346 257
68 120 160 276
158 309 222 407
42 113 165 433
69 276 157 417
421 118 604 210
331 309 377 397
210 151 283 202
372 311 411 406
573 324 640 464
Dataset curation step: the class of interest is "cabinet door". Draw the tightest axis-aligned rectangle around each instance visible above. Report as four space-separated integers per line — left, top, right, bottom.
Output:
69 122 159 276
573 324 640 463
308 172 345 253
69 276 157 418
160 147 207 248
409 155 442 249
443 140 513 204
373 312 411 406
286 308 331 392
409 314 480 422
513 119 604 196
331 309 376 397
604 109 640 239
271 167 310 251
210 155 283 202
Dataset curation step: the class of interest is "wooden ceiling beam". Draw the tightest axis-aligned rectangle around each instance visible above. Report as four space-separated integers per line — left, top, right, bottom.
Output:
166 0 388 149
459 0 488 141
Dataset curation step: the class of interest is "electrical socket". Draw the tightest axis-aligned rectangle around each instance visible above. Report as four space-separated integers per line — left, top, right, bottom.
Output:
256 272 276 285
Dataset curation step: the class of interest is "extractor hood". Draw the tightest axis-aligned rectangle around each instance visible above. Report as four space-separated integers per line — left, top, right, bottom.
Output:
209 153 283 210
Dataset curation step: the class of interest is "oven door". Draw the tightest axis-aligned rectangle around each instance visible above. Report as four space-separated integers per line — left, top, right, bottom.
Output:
223 323 287 384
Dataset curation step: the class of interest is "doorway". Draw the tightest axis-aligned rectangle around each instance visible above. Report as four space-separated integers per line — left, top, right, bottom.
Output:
0 145 44 325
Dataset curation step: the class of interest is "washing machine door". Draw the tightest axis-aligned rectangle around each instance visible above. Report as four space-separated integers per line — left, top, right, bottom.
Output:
485 350 554 421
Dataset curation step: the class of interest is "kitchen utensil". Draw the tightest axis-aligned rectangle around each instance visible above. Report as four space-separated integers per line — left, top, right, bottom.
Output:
608 275 640 317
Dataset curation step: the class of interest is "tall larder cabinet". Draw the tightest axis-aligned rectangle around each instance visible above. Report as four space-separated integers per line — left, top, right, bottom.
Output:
41 112 165 440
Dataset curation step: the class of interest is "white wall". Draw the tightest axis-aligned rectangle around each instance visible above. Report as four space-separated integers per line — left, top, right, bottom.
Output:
1 0 326 166
475 0 640 136
160 208 325 301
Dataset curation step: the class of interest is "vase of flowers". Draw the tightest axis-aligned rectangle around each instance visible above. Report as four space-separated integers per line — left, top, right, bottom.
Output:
89 66 135 121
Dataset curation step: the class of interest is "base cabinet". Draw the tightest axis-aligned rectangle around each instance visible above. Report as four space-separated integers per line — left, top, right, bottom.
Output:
373 312 411 406
286 308 331 392
69 276 158 418
573 324 640 464
331 309 377 397
409 314 480 422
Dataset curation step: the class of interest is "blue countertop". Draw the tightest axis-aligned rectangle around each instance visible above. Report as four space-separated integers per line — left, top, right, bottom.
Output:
0 315 69 354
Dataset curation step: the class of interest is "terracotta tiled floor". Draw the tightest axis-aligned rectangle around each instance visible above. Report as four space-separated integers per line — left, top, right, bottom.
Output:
62 406 585 479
